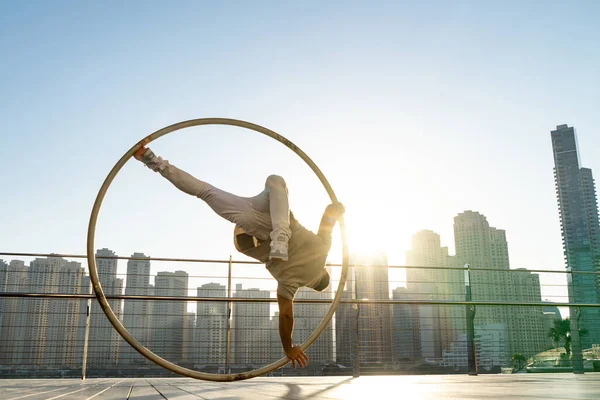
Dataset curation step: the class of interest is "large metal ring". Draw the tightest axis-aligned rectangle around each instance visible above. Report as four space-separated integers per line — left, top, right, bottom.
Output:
86 118 349 381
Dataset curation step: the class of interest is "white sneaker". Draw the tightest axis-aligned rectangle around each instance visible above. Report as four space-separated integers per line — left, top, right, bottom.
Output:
269 232 289 261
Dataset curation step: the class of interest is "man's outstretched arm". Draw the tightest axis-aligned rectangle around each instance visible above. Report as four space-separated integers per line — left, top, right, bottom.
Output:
277 294 309 368
317 203 345 241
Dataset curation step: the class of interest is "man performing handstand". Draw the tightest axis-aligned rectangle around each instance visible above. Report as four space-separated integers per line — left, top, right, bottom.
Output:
135 147 344 368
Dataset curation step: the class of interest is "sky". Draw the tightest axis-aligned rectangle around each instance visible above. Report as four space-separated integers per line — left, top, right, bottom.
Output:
1 1 599 303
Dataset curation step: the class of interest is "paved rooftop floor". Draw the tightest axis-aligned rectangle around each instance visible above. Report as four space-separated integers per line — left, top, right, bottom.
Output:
1 374 599 399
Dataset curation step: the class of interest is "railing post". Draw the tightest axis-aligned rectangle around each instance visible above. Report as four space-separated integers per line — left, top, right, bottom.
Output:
570 307 584 374
226 255 233 374
353 265 360 377
81 280 92 380
567 268 584 374
465 264 477 376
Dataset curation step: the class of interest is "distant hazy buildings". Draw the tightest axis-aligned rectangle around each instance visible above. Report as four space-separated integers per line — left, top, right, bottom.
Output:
291 280 334 365
151 270 188 364
441 323 508 371
454 211 546 361
551 124 600 348
391 287 421 360
87 248 123 369
195 283 227 368
335 271 357 367
19 257 85 368
121 253 152 365
342 253 393 366
232 284 271 366
0 260 28 366
404 230 464 360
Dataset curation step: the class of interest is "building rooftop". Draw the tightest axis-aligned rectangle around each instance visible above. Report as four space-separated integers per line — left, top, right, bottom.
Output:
1 374 599 400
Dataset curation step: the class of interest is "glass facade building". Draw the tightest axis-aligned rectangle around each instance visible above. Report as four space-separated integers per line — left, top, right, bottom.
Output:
551 124 600 348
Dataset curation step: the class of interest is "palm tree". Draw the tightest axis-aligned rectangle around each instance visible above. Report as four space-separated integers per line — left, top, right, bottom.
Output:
511 353 527 372
547 318 588 356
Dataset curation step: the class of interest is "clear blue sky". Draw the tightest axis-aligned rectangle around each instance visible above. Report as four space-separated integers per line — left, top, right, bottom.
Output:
1 1 599 300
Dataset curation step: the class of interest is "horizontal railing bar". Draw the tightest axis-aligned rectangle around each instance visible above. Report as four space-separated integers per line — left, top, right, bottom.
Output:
0 292 598 307
2 251 598 275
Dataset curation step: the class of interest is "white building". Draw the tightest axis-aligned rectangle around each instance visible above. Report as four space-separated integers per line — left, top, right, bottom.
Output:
441 323 508 371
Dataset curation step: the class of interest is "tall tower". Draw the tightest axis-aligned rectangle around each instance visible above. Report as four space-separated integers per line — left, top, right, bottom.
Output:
195 283 227 368
151 270 189 364
121 253 152 365
87 248 123 369
551 124 600 347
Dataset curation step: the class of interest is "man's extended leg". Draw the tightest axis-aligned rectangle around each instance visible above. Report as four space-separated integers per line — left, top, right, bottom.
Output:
137 148 254 227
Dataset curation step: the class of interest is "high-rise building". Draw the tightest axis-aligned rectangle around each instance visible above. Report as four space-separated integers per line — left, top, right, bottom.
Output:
195 283 227 368
87 248 123 369
151 270 189 364
121 253 152 365
551 124 600 347
454 211 546 361
232 284 270 366
404 230 464 360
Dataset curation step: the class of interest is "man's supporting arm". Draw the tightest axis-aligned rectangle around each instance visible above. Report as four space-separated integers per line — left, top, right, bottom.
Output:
277 294 309 368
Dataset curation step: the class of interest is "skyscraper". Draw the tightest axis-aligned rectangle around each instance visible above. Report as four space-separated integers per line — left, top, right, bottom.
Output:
121 253 152 365
551 124 600 348
151 270 189 364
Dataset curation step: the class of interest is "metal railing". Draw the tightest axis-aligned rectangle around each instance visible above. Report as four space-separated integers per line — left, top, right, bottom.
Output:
0 251 599 379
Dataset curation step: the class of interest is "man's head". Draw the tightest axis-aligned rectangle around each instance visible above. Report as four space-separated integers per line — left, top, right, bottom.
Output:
308 268 330 292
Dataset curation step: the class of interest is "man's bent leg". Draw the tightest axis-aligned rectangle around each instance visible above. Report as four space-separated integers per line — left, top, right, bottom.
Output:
264 175 291 261
264 175 291 240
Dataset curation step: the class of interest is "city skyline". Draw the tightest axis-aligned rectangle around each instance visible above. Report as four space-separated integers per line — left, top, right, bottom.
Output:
0 201 578 305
